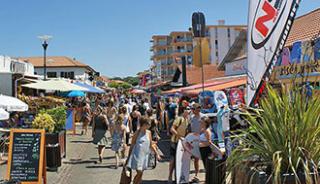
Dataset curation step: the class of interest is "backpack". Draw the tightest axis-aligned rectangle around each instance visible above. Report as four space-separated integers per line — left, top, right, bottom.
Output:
169 117 182 137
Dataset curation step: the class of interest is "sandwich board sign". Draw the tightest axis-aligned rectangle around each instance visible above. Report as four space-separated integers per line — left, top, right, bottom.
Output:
6 129 47 184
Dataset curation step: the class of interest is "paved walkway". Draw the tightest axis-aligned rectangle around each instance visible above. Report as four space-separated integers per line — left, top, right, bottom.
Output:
0 127 205 184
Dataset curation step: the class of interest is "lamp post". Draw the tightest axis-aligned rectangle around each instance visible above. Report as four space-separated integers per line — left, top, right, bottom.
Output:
38 35 52 80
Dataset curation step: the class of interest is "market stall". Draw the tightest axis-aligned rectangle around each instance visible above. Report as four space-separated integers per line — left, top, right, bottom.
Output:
0 109 9 121
22 79 88 92
0 94 28 112
73 81 105 93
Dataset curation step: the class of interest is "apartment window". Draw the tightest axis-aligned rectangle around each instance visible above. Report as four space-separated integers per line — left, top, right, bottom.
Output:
47 72 57 78
227 28 231 48
68 72 75 79
215 40 219 49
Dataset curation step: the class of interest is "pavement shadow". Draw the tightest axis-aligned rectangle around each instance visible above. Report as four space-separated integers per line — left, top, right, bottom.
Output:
86 164 119 170
63 159 97 165
94 146 112 149
90 156 115 160
70 140 92 144
141 180 168 184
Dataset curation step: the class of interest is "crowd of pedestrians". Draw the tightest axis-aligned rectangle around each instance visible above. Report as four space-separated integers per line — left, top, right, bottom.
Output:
74 90 225 184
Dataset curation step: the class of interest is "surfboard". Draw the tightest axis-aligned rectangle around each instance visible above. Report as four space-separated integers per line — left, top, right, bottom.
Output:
176 140 191 184
176 133 200 184
214 91 228 109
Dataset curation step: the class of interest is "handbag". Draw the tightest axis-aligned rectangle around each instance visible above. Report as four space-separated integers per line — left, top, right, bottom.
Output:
119 166 131 184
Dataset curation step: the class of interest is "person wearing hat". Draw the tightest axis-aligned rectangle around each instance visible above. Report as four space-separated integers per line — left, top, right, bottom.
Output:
189 103 203 182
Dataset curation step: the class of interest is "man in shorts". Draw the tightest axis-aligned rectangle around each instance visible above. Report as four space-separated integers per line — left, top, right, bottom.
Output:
189 103 203 183
168 108 190 183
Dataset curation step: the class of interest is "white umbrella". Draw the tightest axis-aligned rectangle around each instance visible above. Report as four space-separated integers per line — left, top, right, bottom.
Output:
0 108 9 120
0 95 28 112
22 79 88 92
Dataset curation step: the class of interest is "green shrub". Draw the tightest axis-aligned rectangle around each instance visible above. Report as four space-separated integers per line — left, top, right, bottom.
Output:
40 106 67 133
227 84 320 183
32 113 55 133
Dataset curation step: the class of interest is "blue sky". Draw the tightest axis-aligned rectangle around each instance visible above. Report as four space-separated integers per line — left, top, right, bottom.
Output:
0 0 319 77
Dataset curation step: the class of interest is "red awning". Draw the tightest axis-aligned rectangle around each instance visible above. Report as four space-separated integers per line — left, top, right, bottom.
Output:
183 78 247 95
162 76 247 95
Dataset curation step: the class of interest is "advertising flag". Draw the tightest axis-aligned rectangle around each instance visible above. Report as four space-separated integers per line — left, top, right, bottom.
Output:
247 0 300 105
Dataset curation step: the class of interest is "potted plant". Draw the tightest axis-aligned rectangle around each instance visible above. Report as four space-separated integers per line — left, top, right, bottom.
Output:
227 84 320 184
40 106 67 158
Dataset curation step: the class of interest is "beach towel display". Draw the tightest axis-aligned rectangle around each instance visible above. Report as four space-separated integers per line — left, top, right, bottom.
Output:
281 47 291 66
228 88 245 107
290 41 302 64
314 38 320 61
301 41 313 63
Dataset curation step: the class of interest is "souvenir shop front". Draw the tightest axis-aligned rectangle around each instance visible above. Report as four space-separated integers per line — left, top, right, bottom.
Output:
271 37 320 94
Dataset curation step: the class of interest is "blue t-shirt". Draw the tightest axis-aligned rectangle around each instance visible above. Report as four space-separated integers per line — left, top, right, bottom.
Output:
167 103 177 120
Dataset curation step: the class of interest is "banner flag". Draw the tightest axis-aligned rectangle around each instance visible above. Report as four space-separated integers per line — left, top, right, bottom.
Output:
247 0 300 105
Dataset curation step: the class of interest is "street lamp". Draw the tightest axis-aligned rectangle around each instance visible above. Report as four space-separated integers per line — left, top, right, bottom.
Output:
38 35 52 80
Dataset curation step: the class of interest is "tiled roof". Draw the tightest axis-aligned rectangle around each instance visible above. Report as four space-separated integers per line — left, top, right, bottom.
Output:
178 64 225 85
286 8 320 46
19 56 88 68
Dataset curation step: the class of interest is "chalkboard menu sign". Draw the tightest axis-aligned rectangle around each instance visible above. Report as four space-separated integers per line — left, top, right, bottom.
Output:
7 129 46 184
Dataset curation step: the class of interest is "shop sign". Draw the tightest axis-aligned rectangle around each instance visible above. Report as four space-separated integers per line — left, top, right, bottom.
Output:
274 60 320 79
10 61 26 74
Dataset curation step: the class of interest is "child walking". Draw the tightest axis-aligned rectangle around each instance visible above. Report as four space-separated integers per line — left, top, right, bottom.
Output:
111 115 126 169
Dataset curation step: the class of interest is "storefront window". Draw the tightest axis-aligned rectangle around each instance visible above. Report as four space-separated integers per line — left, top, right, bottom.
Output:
47 72 57 78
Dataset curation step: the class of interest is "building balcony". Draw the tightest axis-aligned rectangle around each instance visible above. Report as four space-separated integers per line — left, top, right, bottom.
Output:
171 50 193 57
151 44 169 49
171 38 193 45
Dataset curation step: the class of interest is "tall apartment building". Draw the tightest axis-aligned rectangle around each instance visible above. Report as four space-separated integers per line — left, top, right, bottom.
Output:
151 31 193 81
150 21 245 82
207 21 246 65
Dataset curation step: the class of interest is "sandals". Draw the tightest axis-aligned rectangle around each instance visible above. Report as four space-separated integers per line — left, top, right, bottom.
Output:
191 176 200 183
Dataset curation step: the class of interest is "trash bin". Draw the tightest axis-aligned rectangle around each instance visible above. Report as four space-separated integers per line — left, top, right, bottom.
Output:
206 158 226 184
46 144 61 171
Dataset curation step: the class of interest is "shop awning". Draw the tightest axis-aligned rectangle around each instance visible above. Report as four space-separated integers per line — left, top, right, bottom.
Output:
22 79 88 92
0 94 28 112
73 82 105 94
183 78 247 95
0 108 9 120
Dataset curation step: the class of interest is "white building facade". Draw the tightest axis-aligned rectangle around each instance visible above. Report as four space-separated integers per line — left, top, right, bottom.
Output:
0 56 36 96
207 22 246 65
